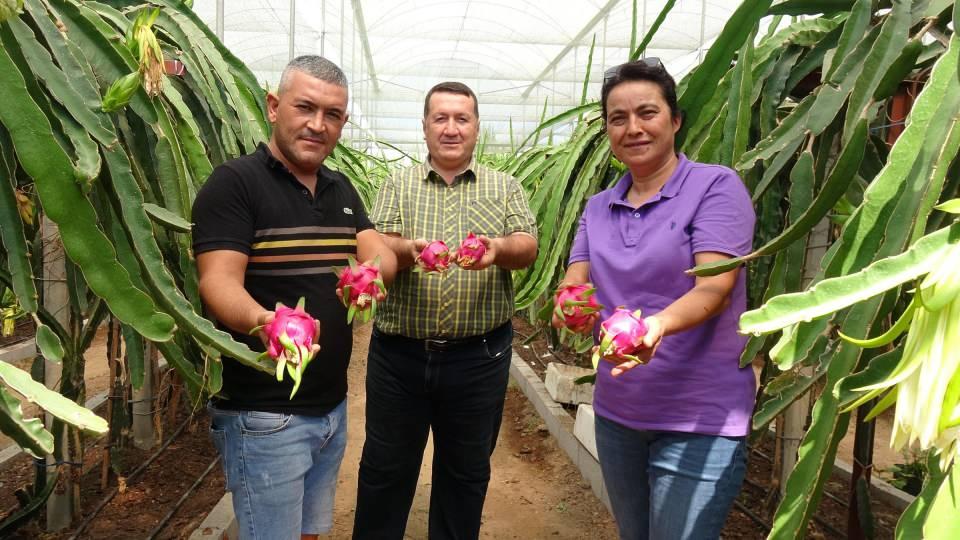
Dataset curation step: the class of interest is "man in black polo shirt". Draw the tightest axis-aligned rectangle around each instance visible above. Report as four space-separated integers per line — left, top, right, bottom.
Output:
191 55 396 540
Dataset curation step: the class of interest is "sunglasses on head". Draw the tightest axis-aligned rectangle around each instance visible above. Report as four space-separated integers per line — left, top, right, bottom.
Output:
603 57 665 83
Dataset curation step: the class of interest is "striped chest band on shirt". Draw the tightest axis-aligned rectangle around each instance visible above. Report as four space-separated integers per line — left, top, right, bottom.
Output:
246 226 357 277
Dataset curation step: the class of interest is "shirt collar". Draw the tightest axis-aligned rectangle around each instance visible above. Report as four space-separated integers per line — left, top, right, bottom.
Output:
256 142 334 193
608 153 692 209
425 156 477 185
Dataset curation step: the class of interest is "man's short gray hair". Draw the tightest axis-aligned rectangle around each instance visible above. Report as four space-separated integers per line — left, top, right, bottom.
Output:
278 55 348 95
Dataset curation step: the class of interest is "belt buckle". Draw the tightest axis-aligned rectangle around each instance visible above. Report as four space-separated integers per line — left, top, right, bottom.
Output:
424 337 451 352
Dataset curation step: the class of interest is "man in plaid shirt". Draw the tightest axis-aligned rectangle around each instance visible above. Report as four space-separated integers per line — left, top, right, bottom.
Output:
353 81 538 540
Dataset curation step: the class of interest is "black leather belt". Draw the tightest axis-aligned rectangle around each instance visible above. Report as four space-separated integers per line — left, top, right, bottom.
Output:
376 321 511 352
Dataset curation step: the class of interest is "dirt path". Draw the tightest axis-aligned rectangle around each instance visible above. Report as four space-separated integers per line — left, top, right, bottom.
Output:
328 323 617 538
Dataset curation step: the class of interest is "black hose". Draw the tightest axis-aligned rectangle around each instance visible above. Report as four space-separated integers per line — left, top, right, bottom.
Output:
66 414 194 540
146 455 220 540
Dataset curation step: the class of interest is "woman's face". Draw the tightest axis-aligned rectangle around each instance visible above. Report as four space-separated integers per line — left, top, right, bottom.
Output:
605 80 681 175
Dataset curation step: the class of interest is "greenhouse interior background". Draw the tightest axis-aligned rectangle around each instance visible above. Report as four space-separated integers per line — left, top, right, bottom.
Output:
191 0 737 156
5 0 960 537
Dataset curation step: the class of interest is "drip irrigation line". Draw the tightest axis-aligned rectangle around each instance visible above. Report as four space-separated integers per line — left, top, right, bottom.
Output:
732 498 770 531
821 486 850 508
146 455 220 540
748 444 773 462
812 513 845 538
66 414 194 540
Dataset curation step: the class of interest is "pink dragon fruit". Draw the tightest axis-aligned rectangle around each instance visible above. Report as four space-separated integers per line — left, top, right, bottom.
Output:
415 240 452 273
336 256 387 324
553 284 603 333
250 297 318 398
454 232 487 268
591 307 648 369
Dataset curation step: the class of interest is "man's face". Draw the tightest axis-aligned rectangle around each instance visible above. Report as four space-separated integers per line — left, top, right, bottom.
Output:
422 92 479 172
267 70 349 176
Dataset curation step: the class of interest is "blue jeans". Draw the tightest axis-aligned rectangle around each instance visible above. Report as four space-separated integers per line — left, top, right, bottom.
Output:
595 414 746 540
208 399 348 540
353 322 513 540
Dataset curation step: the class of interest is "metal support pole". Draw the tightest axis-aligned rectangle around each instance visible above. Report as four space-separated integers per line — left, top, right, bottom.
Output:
320 0 326 56
215 0 224 40
131 342 156 450
698 0 707 63
289 0 296 61
42 217 72 531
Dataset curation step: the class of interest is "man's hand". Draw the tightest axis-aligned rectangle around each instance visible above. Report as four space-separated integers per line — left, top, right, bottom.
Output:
460 235 497 271
254 310 322 360
410 238 428 264
408 238 436 272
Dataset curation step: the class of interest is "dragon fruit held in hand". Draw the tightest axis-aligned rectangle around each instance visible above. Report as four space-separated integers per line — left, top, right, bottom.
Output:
591 308 648 369
415 240 452 273
336 256 387 324
553 284 603 333
251 297 318 399
454 232 487 268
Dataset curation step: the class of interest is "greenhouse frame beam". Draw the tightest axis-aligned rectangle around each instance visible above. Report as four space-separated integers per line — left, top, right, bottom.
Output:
520 0 621 99
350 0 379 92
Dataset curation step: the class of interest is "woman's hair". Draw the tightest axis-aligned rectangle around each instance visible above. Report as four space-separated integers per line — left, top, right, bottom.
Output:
600 59 681 124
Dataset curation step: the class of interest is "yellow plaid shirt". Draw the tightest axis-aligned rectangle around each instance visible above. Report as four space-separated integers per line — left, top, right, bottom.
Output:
370 160 538 338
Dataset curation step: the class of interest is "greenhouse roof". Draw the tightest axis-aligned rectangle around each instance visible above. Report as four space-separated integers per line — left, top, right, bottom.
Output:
192 0 737 157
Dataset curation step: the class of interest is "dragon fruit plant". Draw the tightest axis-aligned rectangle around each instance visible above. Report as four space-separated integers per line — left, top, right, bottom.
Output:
250 297 318 399
591 307 648 369
454 232 487 268
415 240 452 273
552 284 604 353
335 256 387 324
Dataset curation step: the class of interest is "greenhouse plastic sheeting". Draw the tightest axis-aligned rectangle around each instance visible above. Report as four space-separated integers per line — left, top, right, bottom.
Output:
192 0 736 155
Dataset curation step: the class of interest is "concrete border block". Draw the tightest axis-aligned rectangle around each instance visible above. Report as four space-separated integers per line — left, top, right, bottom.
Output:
0 339 36 364
573 404 598 461
189 492 237 540
544 362 594 405
832 456 914 511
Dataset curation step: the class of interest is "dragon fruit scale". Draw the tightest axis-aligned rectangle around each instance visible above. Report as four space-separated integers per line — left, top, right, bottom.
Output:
415 240 452 273
250 297 319 399
454 232 487 268
336 256 387 324
591 308 648 369
553 284 603 332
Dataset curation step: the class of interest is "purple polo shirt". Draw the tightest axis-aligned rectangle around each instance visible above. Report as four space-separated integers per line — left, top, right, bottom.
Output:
569 154 756 437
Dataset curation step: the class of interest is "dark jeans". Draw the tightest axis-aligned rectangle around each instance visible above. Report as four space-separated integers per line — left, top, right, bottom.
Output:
353 322 513 540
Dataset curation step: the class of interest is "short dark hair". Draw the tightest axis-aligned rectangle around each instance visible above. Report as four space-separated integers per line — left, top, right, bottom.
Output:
423 81 479 118
279 55 348 95
600 60 681 124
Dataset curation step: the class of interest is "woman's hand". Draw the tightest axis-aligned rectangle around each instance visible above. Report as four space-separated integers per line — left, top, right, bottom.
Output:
606 315 664 377
551 307 599 335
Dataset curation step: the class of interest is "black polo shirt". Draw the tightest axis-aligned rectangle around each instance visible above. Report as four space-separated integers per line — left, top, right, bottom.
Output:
192 143 373 416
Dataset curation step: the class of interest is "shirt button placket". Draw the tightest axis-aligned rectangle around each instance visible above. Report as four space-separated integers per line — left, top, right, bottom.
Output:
439 184 458 336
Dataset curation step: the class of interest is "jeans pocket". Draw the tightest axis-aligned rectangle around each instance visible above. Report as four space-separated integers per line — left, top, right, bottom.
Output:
483 328 512 360
209 427 230 486
239 410 292 436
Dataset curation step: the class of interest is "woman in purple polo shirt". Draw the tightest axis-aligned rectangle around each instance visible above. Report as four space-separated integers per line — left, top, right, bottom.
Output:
558 60 756 539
